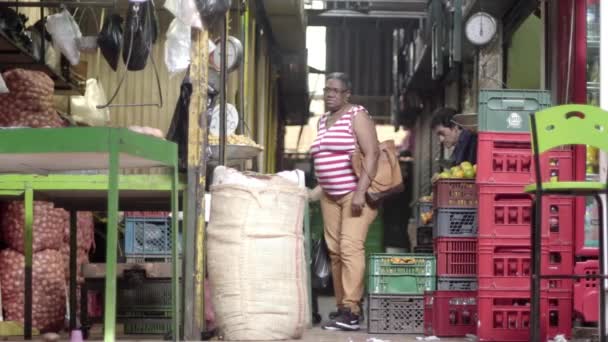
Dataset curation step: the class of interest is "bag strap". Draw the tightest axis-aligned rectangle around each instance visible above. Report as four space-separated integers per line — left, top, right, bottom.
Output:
356 143 400 187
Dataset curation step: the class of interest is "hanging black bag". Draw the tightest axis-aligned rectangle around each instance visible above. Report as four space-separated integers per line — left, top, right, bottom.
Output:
311 238 332 290
193 0 231 29
97 14 123 71
122 0 158 71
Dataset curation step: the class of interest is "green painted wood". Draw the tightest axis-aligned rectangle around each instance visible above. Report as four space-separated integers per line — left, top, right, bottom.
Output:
0 128 177 166
171 165 180 341
0 127 182 341
0 174 185 191
531 105 608 154
524 181 606 194
103 136 119 342
69 210 77 331
24 186 33 340
0 190 24 196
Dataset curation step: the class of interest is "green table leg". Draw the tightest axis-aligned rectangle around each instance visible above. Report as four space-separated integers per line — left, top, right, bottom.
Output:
69 210 77 331
104 139 119 342
24 186 33 340
171 165 180 341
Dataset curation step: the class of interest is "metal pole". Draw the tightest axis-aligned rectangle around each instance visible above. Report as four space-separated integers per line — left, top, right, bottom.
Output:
238 1 246 135
219 15 228 166
564 0 575 103
69 210 78 331
24 186 33 340
600 0 608 337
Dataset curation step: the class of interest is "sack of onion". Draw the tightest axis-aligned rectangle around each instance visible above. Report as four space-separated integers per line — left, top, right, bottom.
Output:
0 249 66 332
0 69 63 128
1 201 64 253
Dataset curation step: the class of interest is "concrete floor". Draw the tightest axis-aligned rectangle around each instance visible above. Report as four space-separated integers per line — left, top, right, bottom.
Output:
301 295 469 342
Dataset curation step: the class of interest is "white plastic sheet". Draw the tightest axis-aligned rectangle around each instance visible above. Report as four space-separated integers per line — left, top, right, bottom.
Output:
164 0 204 29
70 79 110 126
164 18 191 75
45 9 82 66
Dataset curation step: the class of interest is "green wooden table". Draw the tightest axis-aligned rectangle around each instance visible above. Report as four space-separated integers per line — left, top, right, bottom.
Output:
0 128 182 342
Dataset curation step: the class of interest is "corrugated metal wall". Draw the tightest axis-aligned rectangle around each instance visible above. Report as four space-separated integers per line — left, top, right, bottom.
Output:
81 10 184 134
326 25 393 117
14 4 182 133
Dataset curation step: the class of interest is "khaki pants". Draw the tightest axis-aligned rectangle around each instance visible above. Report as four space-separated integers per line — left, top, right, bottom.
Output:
321 192 378 314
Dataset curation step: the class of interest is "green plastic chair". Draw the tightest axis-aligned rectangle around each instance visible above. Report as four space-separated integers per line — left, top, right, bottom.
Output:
525 104 608 341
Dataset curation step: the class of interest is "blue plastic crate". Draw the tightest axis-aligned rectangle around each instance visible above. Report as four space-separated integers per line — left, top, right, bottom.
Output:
124 217 181 257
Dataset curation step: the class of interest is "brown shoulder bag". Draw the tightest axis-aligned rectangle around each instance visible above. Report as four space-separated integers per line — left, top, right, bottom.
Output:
352 140 405 203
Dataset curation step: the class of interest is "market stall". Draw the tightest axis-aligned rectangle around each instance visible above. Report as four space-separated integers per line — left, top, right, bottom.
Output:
0 127 181 341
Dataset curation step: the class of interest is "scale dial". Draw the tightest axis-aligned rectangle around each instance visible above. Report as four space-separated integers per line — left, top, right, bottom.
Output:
210 36 243 72
465 12 497 46
209 103 239 137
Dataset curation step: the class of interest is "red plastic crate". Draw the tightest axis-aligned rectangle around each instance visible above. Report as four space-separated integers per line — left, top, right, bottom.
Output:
424 291 477 337
433 179 478 209
477 241 573 291
574 259 599 324
435 237 477 277
576 196 600 258
477 289 572 341
477 185 575 245
476 132 575 185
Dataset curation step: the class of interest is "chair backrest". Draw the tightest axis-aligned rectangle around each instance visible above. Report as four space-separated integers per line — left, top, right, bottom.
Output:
530 104 608 154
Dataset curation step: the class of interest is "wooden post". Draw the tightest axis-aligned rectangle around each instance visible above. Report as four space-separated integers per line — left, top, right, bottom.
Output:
183 28 209 340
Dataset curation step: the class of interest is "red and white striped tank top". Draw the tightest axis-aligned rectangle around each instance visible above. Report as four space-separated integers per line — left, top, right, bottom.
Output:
310 105 366 196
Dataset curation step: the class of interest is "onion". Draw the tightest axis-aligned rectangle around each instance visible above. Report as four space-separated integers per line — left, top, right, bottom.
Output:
0 249 66 332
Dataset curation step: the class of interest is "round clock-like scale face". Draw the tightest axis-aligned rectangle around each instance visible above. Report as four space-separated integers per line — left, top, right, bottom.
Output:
210 37 243 72
465 12 497 46
209 103 239 137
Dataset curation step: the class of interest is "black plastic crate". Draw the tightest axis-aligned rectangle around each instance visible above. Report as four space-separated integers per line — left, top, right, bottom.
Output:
417 226 433 246
123 318 171 335
433 208 478 237
437 277 478 291
414 245 433 254
368 294 425 334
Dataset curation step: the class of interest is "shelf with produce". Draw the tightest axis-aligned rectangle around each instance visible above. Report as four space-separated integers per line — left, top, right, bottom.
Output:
0 127 182 341
0 31 84 95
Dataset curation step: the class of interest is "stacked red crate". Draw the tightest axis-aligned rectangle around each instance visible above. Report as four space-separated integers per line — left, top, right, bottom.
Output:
426 179 478 337
573 259 599 325
476 132 575 341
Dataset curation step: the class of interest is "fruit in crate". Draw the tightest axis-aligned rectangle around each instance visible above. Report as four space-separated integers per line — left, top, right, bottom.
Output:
434 162 477 182
208 134 263 149
443 162 477 179
420 211 433 225
419 195 433 203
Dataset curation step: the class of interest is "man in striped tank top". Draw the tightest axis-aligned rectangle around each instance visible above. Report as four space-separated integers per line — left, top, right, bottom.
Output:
309 73 380 331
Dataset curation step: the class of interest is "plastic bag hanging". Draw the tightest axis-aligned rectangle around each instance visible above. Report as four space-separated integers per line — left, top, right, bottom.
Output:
193 0 231 29
122 0 159 71
164 0 203 29
45 9 82 66
70 79 110 126
311 238 331 290
97 14 123 71
164 18 191 75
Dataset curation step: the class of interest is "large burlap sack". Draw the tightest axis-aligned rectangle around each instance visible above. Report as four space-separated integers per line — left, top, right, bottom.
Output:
0 249 66 332
206 174 309 340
